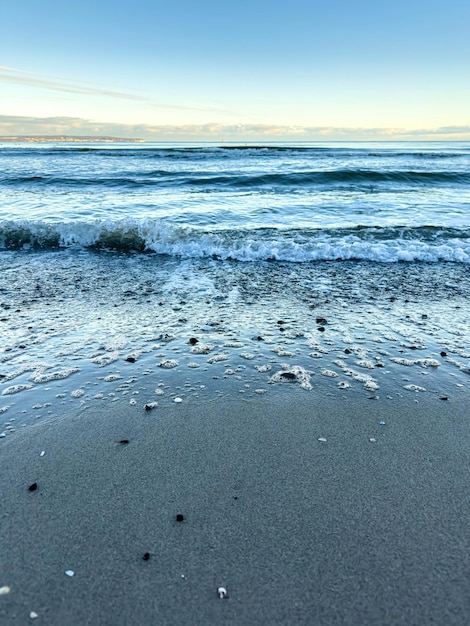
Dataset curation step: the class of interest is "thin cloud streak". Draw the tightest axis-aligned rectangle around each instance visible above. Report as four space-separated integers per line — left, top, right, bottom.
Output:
0 67 233 114
1 116 469 141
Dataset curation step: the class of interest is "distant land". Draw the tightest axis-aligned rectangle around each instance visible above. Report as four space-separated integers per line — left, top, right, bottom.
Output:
0 136 145 143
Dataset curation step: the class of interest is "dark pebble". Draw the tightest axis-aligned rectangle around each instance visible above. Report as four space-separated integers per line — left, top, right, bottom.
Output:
119 439 130 444
277 320 284 325
316 317 327 324
188 337 198 345
390 296 396 302
421 314 428 319
344 349 351 354
176 514 185 522
440 396 449 401
375 363 384 368
281 372 296 380
317 326 325 332
125 356 136 363
440 351 447 357
143 552 150 561
28 482 38 492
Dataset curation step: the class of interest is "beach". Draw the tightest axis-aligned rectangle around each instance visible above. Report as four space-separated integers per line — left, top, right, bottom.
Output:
1 141 470 624
1 390 469 625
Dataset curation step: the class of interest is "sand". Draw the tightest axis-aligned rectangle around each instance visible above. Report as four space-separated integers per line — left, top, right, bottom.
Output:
1 390 469 625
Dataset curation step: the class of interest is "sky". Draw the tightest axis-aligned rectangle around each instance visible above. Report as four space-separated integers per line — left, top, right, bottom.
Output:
1 0 469 141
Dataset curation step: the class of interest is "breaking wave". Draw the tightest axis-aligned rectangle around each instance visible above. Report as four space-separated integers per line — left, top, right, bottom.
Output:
1 218 469 263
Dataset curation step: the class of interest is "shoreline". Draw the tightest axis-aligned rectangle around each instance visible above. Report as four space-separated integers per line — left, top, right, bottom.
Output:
1 391 469 625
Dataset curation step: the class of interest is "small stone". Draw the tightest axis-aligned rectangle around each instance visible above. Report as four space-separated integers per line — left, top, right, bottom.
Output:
144 402 158 410
316 317 327 324
440 351 447 357
30 612 38 619
28 482 38 492
188 337 199 345
125 356 136 363
280 372 296 380
65 570 75 577
439 395 448 401
0 433 5 438
119 439 130 444
369 438 377 443
143 552 150 561
174 397 183 403
40 451 45 457
379 421 386 425
318 437 327 442
217 586 228 599
0 586 10 595
317 326 325 332
176 514 184 522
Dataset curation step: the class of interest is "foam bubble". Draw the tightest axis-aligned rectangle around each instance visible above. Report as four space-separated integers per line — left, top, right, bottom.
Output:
269 366 312 390
158 359 179 368
2 384 33 395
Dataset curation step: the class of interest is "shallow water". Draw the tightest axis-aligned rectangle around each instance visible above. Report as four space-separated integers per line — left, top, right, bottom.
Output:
1 251 469 434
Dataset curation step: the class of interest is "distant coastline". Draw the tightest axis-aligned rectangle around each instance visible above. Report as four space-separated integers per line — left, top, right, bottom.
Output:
0 136 145 143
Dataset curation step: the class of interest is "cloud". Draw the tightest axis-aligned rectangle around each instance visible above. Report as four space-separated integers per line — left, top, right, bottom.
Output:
1 115 470 141
0 66 231 113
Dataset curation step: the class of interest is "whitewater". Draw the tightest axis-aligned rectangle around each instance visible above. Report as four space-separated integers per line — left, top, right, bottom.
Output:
1 141 469 424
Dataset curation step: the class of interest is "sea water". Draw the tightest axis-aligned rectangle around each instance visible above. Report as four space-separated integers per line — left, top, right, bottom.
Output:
1 142 469 428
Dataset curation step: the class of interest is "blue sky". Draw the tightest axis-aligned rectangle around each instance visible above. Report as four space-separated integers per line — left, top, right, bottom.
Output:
1 0 469 140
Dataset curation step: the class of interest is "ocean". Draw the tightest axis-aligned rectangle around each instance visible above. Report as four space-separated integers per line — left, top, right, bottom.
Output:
1 141 469 429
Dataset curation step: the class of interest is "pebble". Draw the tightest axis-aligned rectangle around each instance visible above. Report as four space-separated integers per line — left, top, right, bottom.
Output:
176 514 184 522
142 552 150 561
65 570 75 577
174 397 183 403
369 438 377 443
379 421 386 425
217 586 228 599
280 372 296 380
318 437 327 443
40 451 45 457
144 402 158 410
0 586 11 595
28 482 38 492
0 433 5 438
29 612 38 619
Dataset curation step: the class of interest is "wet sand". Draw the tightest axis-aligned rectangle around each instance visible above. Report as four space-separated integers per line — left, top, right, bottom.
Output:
1 391 469 625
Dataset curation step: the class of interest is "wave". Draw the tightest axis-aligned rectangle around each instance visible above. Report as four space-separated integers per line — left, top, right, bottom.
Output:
2 144 468 160
1 219 469 263
2 169 469 189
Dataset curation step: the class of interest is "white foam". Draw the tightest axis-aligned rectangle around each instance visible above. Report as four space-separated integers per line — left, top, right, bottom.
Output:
2 384 33 395
2 218 470 263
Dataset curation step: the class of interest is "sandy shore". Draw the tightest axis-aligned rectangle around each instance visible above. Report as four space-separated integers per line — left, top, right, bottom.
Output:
1 390 469 625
